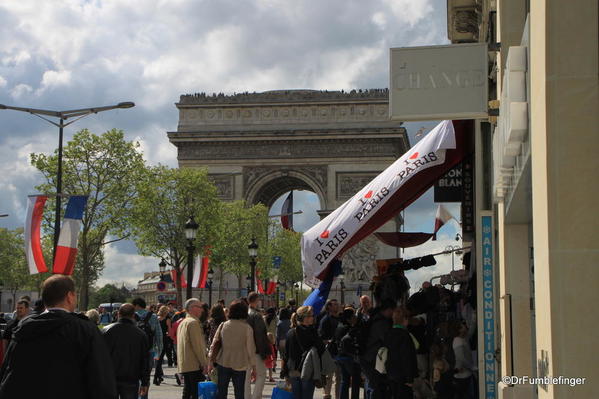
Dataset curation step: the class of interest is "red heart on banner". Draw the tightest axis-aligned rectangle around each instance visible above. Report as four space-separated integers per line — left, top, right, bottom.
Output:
364 190 373 198
320 230 330 239
409 152 419 159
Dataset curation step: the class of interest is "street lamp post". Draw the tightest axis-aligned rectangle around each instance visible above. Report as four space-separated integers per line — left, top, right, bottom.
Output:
339 272 345 304
159 258 167 281
207 267 214 308
184 216 199 300
248 238 258 293
0 102 134 260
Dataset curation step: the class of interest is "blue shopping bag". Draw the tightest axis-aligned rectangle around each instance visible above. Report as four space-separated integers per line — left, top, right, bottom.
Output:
198 381 217 399
271 386 293 399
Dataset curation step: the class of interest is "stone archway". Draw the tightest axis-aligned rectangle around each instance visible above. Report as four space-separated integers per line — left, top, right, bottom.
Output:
245 169 326 209
168 89 411 290
168 89 409 212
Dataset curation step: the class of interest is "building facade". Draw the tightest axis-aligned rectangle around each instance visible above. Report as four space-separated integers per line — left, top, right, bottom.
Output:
446 0 599 398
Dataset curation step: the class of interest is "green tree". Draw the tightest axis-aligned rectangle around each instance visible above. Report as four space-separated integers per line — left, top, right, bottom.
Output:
31 128 146 309
269 227 303 283
128 165 222 304
0 228 44 306
210 201 271 297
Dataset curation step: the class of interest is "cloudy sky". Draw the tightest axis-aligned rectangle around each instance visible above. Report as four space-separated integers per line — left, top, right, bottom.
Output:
0 0 463 291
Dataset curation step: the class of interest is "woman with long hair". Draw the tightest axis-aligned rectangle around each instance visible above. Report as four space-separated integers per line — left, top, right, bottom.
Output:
207 304 227 346
210 300 256 399
154 305 173 385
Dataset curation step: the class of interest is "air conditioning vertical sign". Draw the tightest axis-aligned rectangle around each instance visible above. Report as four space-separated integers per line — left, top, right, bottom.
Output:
482 214 496 398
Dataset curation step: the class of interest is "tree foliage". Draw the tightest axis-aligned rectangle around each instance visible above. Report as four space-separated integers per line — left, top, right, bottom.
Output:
31 128 146 309
89 283 131 309
268 227 303 283
128 165 222 302
0 228 42 304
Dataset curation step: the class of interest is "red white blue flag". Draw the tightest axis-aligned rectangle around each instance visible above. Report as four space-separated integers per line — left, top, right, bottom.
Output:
281 191 294 231
53 195 88 275
24 195 49 274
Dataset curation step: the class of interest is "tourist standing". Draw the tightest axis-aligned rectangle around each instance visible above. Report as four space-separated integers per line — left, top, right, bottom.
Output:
245 292 271 399
210 299 255 399
207 304 227 346
284 305 324 399
177 298 208 399
1 299 30 352
384 307 418 399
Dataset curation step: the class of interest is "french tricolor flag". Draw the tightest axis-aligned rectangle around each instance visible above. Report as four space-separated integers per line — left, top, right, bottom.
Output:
53 196 88 275
25 195 49 274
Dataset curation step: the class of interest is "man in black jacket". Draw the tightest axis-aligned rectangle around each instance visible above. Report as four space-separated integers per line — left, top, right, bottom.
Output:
0 275 117 399
384 307 418 399
103 303 151 399
359 299 395 399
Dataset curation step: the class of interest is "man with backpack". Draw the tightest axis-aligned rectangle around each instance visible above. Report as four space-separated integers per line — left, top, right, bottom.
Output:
132 298 163 399
358 299 395 399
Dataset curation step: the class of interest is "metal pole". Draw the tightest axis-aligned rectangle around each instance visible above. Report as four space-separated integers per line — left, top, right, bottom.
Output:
250 259 256 292
208 281 213 308
53 119 64 261
186 242 194 300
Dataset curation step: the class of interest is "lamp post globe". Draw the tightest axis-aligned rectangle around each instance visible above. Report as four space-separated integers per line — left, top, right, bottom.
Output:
207 267 214 307
159 258 167 280
185 216 199 300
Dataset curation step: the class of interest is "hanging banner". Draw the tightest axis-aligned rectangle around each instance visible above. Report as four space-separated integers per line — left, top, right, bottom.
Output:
481 214 496 398
301 120 473 287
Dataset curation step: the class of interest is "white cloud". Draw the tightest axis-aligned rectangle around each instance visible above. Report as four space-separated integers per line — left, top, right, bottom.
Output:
0 0 449 286
10 83 33 99
38 69 72 93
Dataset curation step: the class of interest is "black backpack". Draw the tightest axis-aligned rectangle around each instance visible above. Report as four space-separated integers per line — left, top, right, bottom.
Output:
135 311 154 349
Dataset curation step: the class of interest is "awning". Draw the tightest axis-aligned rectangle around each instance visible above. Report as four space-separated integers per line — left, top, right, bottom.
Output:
301 119 473 287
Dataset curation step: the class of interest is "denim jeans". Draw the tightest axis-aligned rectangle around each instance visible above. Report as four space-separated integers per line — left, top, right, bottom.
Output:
291 376 315 399
217 364 246 399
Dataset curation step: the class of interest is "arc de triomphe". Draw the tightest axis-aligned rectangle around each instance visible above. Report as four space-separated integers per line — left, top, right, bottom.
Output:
168 89 410 287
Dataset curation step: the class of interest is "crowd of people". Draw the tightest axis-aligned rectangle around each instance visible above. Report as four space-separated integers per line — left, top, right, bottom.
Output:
0 274 477 399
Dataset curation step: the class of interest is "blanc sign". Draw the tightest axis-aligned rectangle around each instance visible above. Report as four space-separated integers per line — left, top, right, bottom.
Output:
390 43 488 121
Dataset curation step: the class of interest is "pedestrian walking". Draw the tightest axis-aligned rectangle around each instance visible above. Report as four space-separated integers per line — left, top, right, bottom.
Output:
102 303 151 399
1 299 30 352
207 304 226 347
154 305 174 385
245 292 271 399
132 297 163 399
177 298 208 399
209 299 256 399
0 275 117 398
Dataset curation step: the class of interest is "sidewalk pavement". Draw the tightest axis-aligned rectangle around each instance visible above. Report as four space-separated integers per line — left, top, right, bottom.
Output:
147 365 326 399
